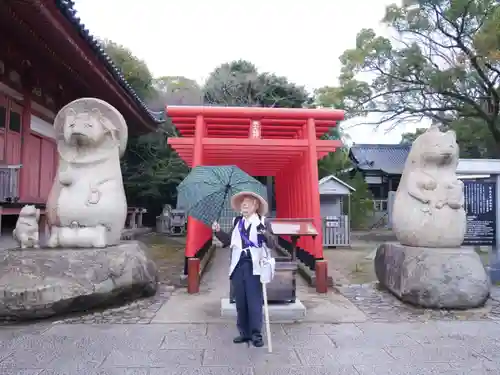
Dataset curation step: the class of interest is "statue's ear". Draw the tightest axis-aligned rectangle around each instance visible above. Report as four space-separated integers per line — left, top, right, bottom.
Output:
90 108 103 121
446 130 457 142
65 108 76 122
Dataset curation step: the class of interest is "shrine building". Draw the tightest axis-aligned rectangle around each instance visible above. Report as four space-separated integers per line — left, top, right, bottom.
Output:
0 0 160 227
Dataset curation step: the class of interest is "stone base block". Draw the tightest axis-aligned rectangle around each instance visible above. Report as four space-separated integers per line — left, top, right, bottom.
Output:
375 243 490 309
0 241 158 320
220 298 306 322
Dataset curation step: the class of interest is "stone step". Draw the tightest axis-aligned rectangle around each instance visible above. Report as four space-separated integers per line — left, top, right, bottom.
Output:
220 298 306 323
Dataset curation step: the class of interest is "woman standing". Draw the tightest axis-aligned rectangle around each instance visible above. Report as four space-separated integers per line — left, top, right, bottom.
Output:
212 191 275 347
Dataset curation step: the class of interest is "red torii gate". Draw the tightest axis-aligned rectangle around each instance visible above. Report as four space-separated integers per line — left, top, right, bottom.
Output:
167 106 344 293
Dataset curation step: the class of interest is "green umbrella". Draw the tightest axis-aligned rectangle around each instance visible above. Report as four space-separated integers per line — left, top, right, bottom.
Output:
176 165 267 226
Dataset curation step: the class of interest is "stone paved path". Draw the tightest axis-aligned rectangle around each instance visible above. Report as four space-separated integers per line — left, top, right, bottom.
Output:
338 284 500 322
0 320 499 374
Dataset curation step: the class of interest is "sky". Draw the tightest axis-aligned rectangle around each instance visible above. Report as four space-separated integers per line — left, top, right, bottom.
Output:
73 0 425 144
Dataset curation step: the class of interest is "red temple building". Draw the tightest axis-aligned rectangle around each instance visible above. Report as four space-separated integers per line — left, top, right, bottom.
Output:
167 106 344 293
0 0 160 229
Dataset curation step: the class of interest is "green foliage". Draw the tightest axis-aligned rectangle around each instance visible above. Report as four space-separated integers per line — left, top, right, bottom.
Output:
331 0 500 154
101 39 154 100
103 39 189 214
401 119 500 157
318 148 352 179
148 76 203 110
203 59 312 107
121 122 188 202
342 172 374 230
400 127 427 144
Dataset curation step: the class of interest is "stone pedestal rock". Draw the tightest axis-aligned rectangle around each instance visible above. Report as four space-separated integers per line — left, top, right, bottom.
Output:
0 241 158 319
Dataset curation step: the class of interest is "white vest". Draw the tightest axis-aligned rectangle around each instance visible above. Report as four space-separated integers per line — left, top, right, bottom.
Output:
228 214 265 277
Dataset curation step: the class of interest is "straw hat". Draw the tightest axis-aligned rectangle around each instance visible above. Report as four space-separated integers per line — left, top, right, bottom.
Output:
54 97 128 156
231 191 269 216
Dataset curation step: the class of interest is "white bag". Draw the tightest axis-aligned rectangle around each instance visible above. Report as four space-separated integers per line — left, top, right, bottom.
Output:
260 243 276 284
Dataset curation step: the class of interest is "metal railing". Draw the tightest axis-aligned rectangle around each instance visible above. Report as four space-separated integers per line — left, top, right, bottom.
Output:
0 165 21 203
372 199 388 212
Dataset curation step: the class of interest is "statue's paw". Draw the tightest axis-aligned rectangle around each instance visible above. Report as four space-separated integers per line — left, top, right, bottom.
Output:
47 235 59 248
59 174 73 186
93 225 107 248
421 207 432 214
447 201 462 209
87 189 101 205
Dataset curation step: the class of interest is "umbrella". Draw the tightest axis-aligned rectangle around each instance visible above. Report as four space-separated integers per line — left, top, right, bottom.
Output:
176 165 267 226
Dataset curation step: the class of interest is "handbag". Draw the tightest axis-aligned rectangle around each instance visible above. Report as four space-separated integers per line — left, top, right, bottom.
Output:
260 241 276 284
258 218 276 284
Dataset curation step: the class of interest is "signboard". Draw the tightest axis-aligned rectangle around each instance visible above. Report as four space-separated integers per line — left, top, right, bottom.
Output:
325 216 340 228
463 180 496 246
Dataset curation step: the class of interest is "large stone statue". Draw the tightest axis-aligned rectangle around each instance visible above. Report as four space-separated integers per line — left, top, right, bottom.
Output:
0 98 158 321
375 125 490 309
392 126 466 247
46 98 128 248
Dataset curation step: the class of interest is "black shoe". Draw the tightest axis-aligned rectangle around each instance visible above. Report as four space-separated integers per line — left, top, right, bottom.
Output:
251 333 264 347
233 336 250 344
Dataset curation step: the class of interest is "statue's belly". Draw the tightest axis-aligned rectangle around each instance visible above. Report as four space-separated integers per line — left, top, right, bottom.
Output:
57 181 126 227
393 194 466 247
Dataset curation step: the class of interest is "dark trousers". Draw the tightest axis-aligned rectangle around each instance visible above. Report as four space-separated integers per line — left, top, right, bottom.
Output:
231 254 263 338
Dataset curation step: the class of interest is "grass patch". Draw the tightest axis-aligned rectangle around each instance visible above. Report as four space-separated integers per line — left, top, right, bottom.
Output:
140 234 186 286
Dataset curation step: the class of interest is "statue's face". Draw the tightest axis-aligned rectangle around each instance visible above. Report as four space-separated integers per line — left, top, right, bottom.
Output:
420 130 458 166
64 109 106 147
240 197 258 217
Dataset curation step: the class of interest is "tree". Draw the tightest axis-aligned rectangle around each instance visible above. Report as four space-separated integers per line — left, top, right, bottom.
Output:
318 149 352 179
122 122 188 201
147 76 203 111
400 120 497 157
102 39 188 218
400 128 427 144
101 39 154 100
342 172 374 229
203 60 312 107
334 0 500 154
313 87 353 177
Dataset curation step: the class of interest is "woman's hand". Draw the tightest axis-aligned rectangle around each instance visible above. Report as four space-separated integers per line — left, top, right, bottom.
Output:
212 221 221 232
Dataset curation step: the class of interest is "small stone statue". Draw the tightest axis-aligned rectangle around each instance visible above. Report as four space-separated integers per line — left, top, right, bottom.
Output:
46 98 128 248
13 205 40 249
392 125 466 248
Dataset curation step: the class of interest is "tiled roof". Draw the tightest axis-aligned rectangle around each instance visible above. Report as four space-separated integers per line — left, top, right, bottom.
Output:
56 0 164 123
349 144 411 175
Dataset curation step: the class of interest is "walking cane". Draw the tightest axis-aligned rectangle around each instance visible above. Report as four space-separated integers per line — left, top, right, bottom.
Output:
260 239 275 354
261 280 272 353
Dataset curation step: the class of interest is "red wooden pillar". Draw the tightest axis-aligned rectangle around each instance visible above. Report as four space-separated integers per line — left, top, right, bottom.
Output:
306 118 327 293
19 91 31 201
275 170 283 218
299 124 313 253
186 115 207 294
298 159 310 252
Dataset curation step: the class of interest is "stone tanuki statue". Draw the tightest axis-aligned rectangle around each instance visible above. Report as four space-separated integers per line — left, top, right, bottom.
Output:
392 125 466 247
375 125 490 309
13 205 40 249
46 98 128 248
212 191 275 348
